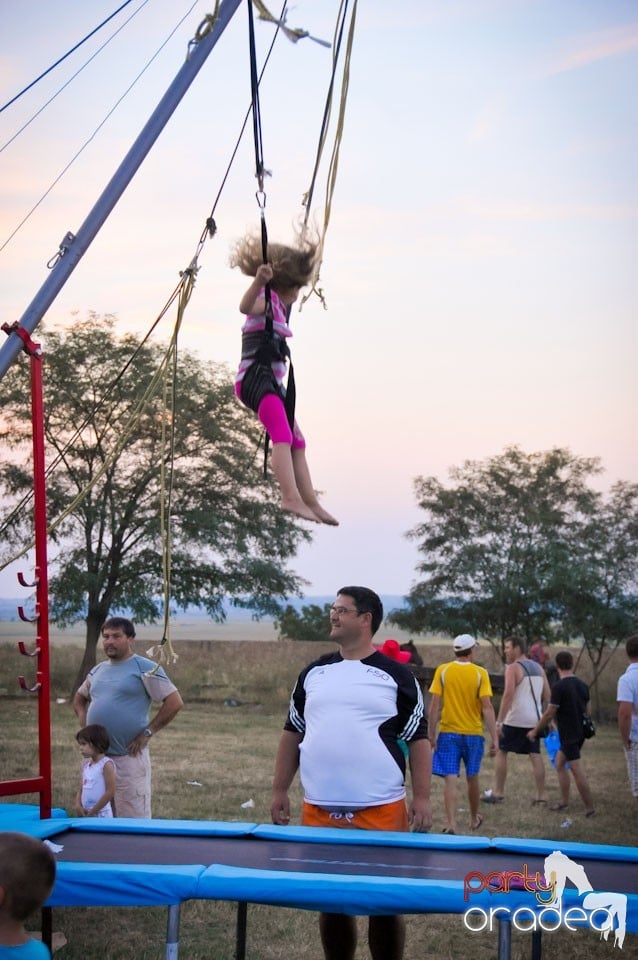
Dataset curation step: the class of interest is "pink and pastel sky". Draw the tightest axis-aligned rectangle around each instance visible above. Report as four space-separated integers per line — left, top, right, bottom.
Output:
1 0 636 598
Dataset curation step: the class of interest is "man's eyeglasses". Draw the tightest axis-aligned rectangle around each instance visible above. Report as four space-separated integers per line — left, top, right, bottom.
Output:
330 605 359 617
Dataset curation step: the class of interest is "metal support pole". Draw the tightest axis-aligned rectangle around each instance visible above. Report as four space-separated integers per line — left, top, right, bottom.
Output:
235 901 248 960
497 917 512 960
0 0 243 381
0 323 53 952
531 927 542 960
30 331 52 818
0 324 52 817
166 903 181 960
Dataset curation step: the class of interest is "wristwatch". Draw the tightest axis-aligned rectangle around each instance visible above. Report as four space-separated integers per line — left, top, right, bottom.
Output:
143 728 153 738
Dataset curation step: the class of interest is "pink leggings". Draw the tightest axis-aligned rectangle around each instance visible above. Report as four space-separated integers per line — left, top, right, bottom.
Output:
258 394 306 448
235 384 305 448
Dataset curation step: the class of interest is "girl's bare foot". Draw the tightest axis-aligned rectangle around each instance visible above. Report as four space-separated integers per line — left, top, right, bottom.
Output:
281 498 321 522
315 507 339 526
302 501 339 525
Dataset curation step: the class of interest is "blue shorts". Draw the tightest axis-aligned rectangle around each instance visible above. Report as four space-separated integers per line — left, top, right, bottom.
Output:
433 732 484 777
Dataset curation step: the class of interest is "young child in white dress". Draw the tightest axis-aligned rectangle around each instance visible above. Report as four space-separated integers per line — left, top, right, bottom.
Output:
74 724 116 818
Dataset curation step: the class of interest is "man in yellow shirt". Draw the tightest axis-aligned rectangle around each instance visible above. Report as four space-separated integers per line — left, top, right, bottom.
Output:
428 635 498 834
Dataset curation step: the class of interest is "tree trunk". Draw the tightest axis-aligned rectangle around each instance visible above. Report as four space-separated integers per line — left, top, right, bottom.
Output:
70 612 103 698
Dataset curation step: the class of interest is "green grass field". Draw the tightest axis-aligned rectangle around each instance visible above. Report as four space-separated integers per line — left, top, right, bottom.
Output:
0 637 635 959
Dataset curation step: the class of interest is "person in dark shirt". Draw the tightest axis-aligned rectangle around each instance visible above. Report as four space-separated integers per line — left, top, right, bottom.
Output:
528 650 594 816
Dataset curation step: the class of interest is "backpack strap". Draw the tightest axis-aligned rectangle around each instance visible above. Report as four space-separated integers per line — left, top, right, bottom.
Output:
519 661 542 721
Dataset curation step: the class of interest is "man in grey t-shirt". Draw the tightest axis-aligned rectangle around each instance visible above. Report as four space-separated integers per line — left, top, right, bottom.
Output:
482 635 550 806
73 617 183 817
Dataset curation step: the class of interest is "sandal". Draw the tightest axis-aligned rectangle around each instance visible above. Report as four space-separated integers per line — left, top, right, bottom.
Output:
550 803 569 811
482 793 504 804
470 815 483 831
531 799 548 806
442 827 456 835
585 809 596 817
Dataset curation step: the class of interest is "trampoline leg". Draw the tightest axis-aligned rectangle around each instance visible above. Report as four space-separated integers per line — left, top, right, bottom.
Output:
235 901 248 960
497 917 511 960
42 906 53 952
531 927 542 960
166 903 181 960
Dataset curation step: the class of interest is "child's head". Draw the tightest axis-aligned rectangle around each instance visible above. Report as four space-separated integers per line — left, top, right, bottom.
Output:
0 832 56 922
230 234 319 294
76 724 110 754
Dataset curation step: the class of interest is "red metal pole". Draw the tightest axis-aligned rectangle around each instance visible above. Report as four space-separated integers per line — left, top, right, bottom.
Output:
0 324 52 817
30 335 52 818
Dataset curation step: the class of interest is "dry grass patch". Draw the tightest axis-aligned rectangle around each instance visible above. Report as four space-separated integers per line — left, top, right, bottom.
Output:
0 639 635 958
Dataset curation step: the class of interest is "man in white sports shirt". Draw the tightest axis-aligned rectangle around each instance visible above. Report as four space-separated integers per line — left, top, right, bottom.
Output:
271 585 431 960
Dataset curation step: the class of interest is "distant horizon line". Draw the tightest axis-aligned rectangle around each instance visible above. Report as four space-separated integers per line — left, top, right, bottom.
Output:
0 593 408 622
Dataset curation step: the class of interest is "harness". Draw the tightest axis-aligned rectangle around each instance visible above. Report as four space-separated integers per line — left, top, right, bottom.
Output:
238 306 297 476
240 329 290 366
240 303 295 430
239 323 291 408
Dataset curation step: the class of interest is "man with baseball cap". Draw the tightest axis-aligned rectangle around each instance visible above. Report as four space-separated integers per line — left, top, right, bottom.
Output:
428 634 498 833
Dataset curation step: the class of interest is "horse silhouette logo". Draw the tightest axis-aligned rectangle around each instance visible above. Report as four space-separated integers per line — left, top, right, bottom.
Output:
544 850 627 949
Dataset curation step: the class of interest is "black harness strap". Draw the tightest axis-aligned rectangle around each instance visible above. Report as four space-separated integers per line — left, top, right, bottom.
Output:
247 0 296 477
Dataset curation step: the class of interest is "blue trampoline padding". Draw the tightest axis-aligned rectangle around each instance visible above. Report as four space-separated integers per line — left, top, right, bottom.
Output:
47 862 203 907
493 837 638 863
2 818 76 839
252 823 492 850
2 818 259 841
66 818 258 837
0 803 67 823
6 818 77 839
196 864 477 916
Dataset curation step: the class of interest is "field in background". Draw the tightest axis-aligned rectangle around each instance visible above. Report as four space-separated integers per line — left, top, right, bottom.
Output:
0 616 283 646
0 636 635 959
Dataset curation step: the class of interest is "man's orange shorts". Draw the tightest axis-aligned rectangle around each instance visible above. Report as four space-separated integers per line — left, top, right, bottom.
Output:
302 797 409 831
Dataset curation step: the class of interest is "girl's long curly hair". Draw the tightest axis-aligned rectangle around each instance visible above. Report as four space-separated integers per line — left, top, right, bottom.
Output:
230 232 319 291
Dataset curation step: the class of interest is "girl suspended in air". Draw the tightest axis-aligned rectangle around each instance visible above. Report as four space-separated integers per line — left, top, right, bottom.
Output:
231 233 338 525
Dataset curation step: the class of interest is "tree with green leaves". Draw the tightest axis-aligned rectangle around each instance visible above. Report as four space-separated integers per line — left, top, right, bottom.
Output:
0 314 310 692
560 480 638 715
275 602 332 642
389 446 603 658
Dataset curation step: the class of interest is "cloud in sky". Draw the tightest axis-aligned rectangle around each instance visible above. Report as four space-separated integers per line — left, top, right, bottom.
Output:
467 99 508 144
547 22 638 76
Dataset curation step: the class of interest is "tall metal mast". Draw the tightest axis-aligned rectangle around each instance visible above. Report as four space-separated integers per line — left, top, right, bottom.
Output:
0 0 244 380
0 0 245 825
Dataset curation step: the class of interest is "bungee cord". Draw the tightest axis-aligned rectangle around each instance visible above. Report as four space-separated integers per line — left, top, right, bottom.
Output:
0 272 187 561
0 0 141 116
0 0 154 157
300 0 358 309
250 0 330 47
0 0 201 254
0 2 280 654
1 1 353 655
0 0 284 556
